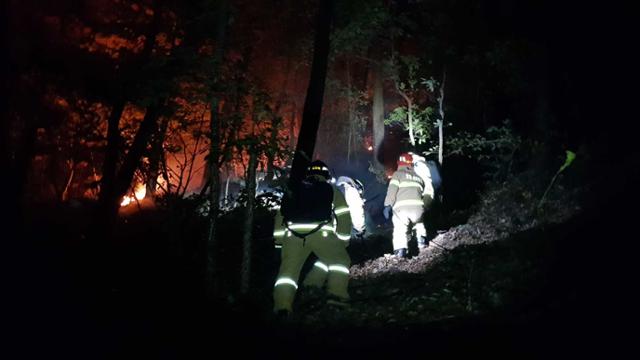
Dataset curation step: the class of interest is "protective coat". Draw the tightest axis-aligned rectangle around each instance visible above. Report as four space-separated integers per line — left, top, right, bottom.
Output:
272 184 352 312
384 166 426 251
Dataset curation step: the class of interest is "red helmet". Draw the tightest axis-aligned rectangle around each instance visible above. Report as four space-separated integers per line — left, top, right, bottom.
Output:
397 153 413 167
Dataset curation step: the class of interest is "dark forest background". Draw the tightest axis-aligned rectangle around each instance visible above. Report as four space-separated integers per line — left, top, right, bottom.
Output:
2 0 639 356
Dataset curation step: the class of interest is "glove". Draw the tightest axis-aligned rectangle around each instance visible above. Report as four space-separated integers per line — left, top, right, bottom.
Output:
383 205 392 220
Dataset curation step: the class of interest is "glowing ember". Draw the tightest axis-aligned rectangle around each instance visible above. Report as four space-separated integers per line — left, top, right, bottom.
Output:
367 145 373 151
120 183 147 207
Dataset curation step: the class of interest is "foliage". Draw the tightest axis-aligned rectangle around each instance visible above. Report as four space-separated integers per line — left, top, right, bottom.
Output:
385 104 436 145
384 55 438 147
331 0 393 58
445 120 522 179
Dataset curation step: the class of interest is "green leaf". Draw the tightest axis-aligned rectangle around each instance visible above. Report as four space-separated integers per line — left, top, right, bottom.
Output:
559 150 576 173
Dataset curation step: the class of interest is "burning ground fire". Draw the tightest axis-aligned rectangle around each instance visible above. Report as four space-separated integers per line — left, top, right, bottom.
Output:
120 183 147 207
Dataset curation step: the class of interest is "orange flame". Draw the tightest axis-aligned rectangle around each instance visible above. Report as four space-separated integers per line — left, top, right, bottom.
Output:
120 183 147 207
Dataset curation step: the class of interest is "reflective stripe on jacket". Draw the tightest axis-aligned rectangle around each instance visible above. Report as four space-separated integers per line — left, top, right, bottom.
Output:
384 167 425 211
273 184 352 245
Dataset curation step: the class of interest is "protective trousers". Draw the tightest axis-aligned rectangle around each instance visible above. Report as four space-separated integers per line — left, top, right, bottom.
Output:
273 233 351 312
391 206 425 251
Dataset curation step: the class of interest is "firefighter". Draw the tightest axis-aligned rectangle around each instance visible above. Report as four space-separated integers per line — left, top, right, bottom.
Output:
303 176 365 290
383 153 426 258
335 176 366 237
272 160 353 317
409 153 435 249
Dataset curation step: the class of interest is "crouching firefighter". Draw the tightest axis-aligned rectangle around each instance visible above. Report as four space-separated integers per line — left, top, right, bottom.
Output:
272 160 353 316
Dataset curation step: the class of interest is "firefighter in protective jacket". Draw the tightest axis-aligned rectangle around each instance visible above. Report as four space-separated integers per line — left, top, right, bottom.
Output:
272 160 352 315
383 153 426 258
303 175 365 290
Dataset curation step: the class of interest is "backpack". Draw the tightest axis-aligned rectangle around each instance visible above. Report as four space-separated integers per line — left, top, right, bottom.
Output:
426 160 443 192
280 178 334 237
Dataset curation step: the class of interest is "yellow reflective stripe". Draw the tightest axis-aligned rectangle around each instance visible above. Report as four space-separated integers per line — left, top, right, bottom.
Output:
310 165 329 171
334 207 350 215
288 224 334 231
397 182 423 188
313 261 329 272
389 179 400 186
273 230 286 237
274 277 298 289
328 265 350 274
393 199 424 208
274 244 282 249
336 232 351 241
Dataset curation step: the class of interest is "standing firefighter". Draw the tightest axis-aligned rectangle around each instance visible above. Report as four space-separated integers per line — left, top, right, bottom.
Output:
383 153 426 258
272 160 352 317
303 176 365 290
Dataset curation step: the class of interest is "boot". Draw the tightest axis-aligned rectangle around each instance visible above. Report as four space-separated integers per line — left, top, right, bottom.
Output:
418 236 428 249
394 248 408 258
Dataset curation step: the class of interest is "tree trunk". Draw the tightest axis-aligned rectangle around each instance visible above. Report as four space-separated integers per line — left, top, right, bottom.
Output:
205 0 229 300
289 107 297 151
98 98 125 213
113 105 162 201
438 69 446 165
98 0 161 219
240 145 258 295
346 60 354 164
61 159 75 202
288 0 334 188
397 90 414 147
265 116 281 183
147 116 169 197
9 112 38 227
371 61 385 172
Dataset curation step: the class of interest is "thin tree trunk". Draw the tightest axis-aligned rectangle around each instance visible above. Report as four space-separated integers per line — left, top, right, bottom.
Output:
161 150 171 194
438 69 446 165
224 175 230 207
346 61 354 163
397 90 414 147
61 159 75 202
113 105 162 204
240 145 258 295
179 123 203 198
207 102 222 298
289 107 297 151
10 112 38 224
205 0 229 300
371 61 385 172
99 98 125 209
288 0 334 188
147 116 169 197
265 116 281 183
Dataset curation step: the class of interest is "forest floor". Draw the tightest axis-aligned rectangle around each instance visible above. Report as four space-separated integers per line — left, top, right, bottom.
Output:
236 167 634 356
9 165 637 358
295 171 584 327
